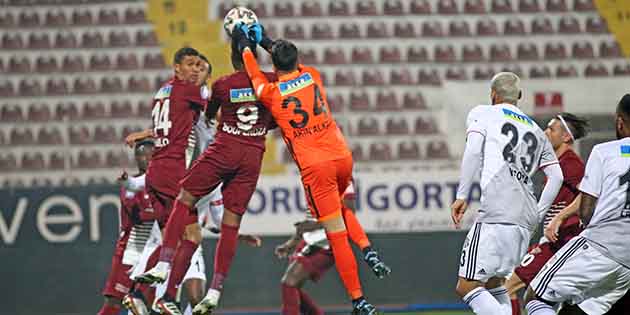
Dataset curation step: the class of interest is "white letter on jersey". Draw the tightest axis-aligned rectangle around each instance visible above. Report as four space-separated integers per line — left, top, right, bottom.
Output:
0 198 27 245
90 194 120 242
37 196 83 243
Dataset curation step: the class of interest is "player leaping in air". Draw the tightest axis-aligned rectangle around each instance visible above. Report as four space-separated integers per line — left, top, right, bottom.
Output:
200 23 390 315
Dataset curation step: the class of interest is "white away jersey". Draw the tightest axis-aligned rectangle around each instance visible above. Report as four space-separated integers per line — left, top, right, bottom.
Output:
466 104 558 230
579 138 630 268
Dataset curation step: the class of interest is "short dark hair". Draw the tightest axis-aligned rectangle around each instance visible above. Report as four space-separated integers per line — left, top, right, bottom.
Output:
617 94 630 122
271 40 298 72
558 112 589 140
199 54 212 74
173 47 199 64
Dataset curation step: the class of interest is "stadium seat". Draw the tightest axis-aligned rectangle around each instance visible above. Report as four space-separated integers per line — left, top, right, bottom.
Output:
124 8 146 24
530 65 552 78
10 127 36 145
154 74 171 90
418 69 442 85
333 70 355 86
390 69 414 85
544 42 568 59
394 22 416 38
411 0 432 14
464 0 486 14
477 20 498 36
398 141 421 160
20 79 44 96
73 77 98 94
62 55 85 72
558 16 581 33
422 21 444 37
122 125 145 139
358 117 380 135
82 32 104 48
415 117 438 134
128 76 152 93
499 64 524 77
572 41 595 59
60 177 81 187
584 63 609 77
438 0 459 14
28 103 52 121
427 141 450 159
376 91 400 110
49 151 66 170
22 152 46 170
613 64 630 76
31 178 54 187
408 46 429 62
94 125 117 143
302 0 323 16
463 44 484 62
362 69 385 85
351 143 366 161
329 0 350 16
8 56 31 73
504 19 526 35
352 47 374 64
144 52 166 69
83 101 107 119
435 45 456 62
385 0 405 15
0 153 18 172
357 0 378 15
380 46 402 63
116 53 139 70
37 56 59 73
600 41 622 58
574 0 595 11
100 77 123 93
45 10 67 26
586 16 608 33
312 24 333 40
54 31 77 48
0 12 16 28
2 33 24 49
556 64 578 77
367 22 389 38
350 91 371 110
546 0 568 12
1 104 23 122
38 127 63 145
28 33 51 49
445 67 468 80
274 2 294 17
450 20 471 37
0 129 5 146
136 100 152 117
69 126 92 144
369 142 393 161
284 24 305 39
72 9 93 25
0 81 15 97
98 9 119 25
519 0 541 12
386 118 409 134
19 11 40 27
105 150 129 168
517 43 540 60
403 92 427 110
490 44 513 61
136 30 159 46
323 47 346 64
532 17 554 34
339 23 361 38
56 102 80 120
327 93 345 112
109 30 131 47
110 100 134 118
76 150 104 169
297 48 317 65
492 0 514 13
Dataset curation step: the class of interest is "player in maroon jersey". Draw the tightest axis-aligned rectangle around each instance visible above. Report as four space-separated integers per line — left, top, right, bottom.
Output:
97 140 157 315
505 113 589 315
134 37 276 315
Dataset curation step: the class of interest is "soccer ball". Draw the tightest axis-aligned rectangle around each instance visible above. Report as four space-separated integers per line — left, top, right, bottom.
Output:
223 6 258 37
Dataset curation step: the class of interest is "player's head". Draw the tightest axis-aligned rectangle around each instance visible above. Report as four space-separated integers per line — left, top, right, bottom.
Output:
231 37 257 71
134 139 154 173
173 47 201 84
615 94 630 139
271 39 298 73
490 72 522 105
545 113 589 150
196 54 212 86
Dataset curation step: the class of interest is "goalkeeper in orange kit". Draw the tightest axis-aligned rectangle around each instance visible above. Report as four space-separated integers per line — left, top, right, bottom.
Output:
236 22 389 315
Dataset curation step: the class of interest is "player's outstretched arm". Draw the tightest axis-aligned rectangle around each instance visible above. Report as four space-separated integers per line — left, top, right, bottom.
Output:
125 129 153 147
451 131 484 228
578 193 598 227
544 193 582 242
537 163 564 220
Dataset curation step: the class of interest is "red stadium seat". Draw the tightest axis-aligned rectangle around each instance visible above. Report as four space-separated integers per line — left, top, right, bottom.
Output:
403 92 427 110
22 152 46 170
0 12 16 28
463 44 485 62
422 21 444 37
110 100 134 118
450 20 471 36
2 33 24 49
415 117 438 134
94 125 117 143
8 56 31 73
499 64 524 77
74 78 98 94
46 78 69 95
519 0 541 12
445 67 468 80
556 64 578 78
584 63 609 77
38 126 63 145
128 76 152 93
351 143 366 161
324 48 346 64
20 79 44 96
390 69 414 85
116 53 140 70
517 43 540 60
367 22 389 38
0 129 4 146
69 126 92 144
385 118 409 134
76 150 104 169
329 0 350 16
418 69 442 85
357 0 378 15
350 91 371 111
339 23 361 38
56 102 80 120
327 93 345 112
408 46 429 62
586 16 608 33
101 77 123 93
544 42 567 60
144 52 167 69
28 103 52 122
490 44 513 61
394 22 416 38
274 2 294 16
352 47 374 64
358 117 380 135
613 64 630 76
45 10 67 26
574 0 595 11
464 0 486 13
28 33 51 49
109 30 131 47
72 9 93 25
477 20 498 36
124 8 146 24
546 0 568 11
10 127 36 145
427 141 450 159
435 45 456 63
362 69 385 86
492 0 513 13
89 54 111 71
335 69 357 86
504 19 526 35
0 153 18 172
49 151 66 170
532 17 554 34
369 143 393 161
136 100 153 118
410 0 432 14
136 30 159 46
302 1 323 16
0 81 15 97
438 0 459 14
376 91 400 110
83 101 107 119
98 9 119 25
19 11 40 27
385 0 405 15
299 48 318 64
530 65 552 78
600 41 622 58
284 24 305 39
380 46 401 63
1 104 23 122
572 41 594 59
106 150 130 168
62 55 85 72
54 31 77 48
398 141 421 160
82 32 104 48
36 56 59 73
154 74 171 90
312 24 333 40
559 16 581 33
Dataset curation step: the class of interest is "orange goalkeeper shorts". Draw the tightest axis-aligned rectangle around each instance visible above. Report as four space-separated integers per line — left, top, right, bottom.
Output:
300 155 353 222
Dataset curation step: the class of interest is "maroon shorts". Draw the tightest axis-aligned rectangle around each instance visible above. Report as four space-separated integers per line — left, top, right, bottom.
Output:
181 143 263 216
290 241 334 282
102 251 133 299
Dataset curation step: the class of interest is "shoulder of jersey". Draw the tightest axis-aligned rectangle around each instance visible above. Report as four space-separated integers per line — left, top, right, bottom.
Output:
594 138 625 156
467 104 492 119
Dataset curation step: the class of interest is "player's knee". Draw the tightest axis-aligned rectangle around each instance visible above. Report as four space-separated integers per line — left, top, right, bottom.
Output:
184 224 202 244
177 189 197 207
281 273 301 288
222 209 243 227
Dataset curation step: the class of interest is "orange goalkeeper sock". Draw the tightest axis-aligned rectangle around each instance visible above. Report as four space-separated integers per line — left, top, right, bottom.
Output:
326 230 363 299
342 206 371 250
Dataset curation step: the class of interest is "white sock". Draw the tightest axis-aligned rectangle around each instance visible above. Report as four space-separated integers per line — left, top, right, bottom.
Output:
183 304 192 315
488 286 511 315
463 287 504 315
526 300 555 315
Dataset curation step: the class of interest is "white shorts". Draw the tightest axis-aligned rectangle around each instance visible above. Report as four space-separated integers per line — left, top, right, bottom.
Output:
458 222 530 282
531 237 630 315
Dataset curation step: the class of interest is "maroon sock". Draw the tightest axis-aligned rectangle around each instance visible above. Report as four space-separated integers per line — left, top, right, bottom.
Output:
97 304 121 315
511 298 521 315
281 284 300 315
165 240 198 298
160 201 192 262
299 289 323 315
209 223 240 290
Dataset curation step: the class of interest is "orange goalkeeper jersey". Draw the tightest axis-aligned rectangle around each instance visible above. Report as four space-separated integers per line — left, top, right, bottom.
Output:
243 49 351 170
